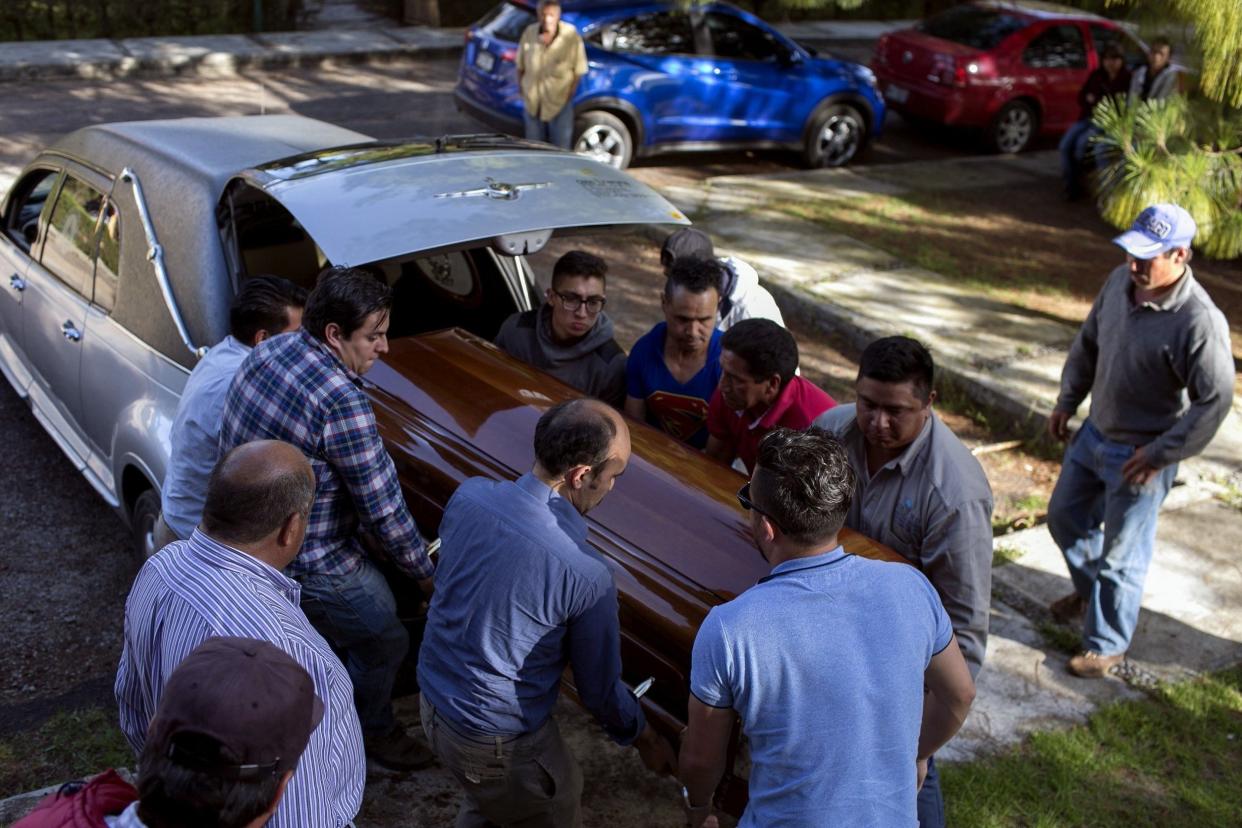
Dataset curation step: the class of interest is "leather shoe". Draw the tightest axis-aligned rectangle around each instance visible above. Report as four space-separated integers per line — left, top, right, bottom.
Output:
1049 592 1087 625
366 726 435 773
1067 650 1123 679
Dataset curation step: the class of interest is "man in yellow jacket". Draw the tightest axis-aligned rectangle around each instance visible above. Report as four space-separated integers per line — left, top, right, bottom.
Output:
517 0 587 148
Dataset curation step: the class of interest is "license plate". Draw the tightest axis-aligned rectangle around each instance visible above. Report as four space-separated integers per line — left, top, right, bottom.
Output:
885 84 909 104
474 49 495 73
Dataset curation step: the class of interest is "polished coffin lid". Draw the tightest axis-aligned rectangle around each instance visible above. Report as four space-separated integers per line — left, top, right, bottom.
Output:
236 143 691 267
366 329 903 606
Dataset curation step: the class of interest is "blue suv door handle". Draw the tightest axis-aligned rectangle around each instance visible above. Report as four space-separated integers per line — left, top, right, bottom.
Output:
61 319 82 342
8 274 25 291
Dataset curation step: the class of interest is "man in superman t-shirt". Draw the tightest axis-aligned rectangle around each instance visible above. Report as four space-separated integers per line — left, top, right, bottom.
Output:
624 258 723 449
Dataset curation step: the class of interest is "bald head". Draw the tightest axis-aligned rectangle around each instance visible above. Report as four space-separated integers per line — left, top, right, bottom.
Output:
201 440 316 545
534 399 628 475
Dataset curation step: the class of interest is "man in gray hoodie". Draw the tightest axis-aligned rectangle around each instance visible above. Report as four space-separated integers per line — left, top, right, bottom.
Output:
495 250 627 407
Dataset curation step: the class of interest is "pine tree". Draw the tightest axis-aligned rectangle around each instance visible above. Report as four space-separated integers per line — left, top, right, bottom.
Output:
1092 0 1242 258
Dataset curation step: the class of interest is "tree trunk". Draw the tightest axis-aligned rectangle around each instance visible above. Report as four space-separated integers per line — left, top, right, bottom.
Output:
404 0 440 26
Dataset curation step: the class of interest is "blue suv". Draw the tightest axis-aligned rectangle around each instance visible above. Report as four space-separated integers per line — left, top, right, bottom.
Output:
456 1 885 169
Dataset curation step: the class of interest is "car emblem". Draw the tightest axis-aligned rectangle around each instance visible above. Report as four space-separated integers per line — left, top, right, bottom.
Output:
434 177 551 201
902 50 913 64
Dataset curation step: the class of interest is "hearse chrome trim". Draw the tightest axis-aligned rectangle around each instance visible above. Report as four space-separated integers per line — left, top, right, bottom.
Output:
119 167 206 360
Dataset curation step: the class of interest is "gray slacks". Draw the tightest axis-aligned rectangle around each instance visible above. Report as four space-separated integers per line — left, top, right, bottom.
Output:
420 695 583 828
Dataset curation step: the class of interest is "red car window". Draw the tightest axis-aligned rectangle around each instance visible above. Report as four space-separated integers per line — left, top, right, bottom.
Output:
1022 24 1088 69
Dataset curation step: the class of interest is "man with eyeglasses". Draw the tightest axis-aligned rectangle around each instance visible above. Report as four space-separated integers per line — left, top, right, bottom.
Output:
812 335 992 828
496 249 627 407
679 428 975 828
1046 204 1232 679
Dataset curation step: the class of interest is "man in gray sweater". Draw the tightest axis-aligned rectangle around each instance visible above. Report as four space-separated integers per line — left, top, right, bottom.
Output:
495 250 627 407
1047 203 1234 678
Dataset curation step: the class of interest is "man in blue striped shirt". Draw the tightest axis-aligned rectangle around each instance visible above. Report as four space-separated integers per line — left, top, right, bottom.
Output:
220 267 435 771
115 440 365 828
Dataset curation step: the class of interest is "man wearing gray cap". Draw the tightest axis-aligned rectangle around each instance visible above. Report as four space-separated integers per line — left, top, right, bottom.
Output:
1046 204 1234 678
112 636 323 828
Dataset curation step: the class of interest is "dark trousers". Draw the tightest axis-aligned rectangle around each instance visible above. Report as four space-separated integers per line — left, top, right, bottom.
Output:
421 696 583 828
918 755 945 828
299 560 409 740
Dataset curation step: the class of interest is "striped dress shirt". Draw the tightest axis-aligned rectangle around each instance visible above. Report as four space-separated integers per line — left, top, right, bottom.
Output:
220 329 431 580
115 531 365 828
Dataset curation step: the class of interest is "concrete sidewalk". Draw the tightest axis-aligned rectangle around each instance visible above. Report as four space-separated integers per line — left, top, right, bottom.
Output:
0 26 463 81
0 18 898 82
650 152 1242 762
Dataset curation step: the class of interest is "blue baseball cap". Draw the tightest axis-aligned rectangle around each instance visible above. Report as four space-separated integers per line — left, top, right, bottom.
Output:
1113 204 1196 258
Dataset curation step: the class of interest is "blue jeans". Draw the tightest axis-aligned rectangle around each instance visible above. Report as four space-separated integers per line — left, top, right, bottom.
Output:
1047 420 1178 655
523 103 575 150
299 560 409 739
917 755 944 828
1058 120 1100 192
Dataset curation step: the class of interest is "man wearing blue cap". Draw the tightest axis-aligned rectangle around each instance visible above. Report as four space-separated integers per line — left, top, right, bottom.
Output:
1046 204 1234 678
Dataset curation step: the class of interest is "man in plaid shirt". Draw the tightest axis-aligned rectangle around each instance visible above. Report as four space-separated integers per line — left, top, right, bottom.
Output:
221 267 435 773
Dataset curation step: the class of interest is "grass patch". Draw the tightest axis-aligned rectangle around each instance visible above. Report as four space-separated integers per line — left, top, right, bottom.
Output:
782 191 1078 303
992 545 1024 567
1216 483 1242 512
944 666 1242 827
0 707 131 798
1037 621 1082 656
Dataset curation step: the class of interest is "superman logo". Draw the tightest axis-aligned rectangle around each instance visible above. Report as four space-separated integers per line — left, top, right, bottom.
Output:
647 391 710 441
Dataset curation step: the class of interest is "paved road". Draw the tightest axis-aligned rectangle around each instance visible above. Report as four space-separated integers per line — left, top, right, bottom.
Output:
0 53 1018 191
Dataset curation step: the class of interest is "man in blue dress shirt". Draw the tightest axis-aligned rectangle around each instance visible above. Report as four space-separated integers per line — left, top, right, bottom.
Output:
418 398 677 826
155 276 306 548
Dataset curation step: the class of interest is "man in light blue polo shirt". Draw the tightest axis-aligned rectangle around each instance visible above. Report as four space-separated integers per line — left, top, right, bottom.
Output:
155 277 306 548
679 428 976 828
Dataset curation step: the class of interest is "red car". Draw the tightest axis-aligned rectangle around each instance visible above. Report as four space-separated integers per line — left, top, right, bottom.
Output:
872 1 1147 153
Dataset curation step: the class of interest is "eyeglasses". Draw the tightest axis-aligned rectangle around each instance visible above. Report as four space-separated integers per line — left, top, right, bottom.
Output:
736 482 781 529
552 290 606 314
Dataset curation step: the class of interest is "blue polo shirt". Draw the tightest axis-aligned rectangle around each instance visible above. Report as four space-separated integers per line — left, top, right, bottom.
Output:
691 548 953 827
625 322 723 448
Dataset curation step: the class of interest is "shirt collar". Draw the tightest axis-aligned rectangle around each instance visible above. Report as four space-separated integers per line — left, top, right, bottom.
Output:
301 329 365 386
186 530 301 604
1130 264 1196 312
754 377 802 430
760 545 849 582
839 406 935 477
516 472 588 542
107 801 146 827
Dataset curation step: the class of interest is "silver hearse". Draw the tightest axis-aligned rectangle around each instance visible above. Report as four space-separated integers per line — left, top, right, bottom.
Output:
0 115 689 556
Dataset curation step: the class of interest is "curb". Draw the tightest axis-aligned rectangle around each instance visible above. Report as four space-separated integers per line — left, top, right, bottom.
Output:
766 278 1050 434
0 30 463 83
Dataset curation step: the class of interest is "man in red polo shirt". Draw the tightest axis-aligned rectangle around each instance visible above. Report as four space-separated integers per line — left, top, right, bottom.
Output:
705 319 836 473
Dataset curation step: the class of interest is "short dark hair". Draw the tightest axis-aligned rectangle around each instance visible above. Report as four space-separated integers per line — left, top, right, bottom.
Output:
721 319 798 388
1101 44 1125 61
664 257 722 301
230 276 307 345
753 428 855 545
1150 36 1172 54
302 266 392 342
534 399 617 476
200 445 315 544
137 732 283 828
552 250 607 289
857 336 935 402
